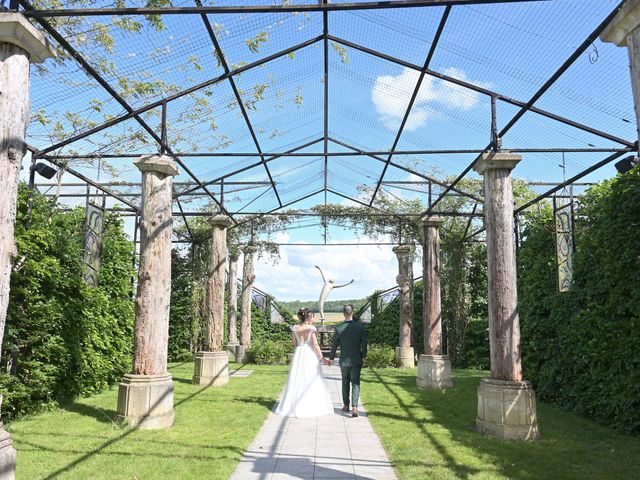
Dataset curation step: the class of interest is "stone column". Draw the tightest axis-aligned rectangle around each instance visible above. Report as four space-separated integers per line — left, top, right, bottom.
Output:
0 14 56 478
226 252 240 357
393 245 415 368
417 216 452 389
237 245 257 363
601 0 640 146
473 151 538 441
193 214 231 386
116 155 178 429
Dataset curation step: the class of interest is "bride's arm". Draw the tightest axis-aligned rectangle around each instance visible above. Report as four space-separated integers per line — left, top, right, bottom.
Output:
290 326 297 348
310 330 325 361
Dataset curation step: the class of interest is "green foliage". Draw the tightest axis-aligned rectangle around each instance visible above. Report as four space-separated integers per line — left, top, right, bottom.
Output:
1 185 135 420
365 282 423 350
168 250 198 362
518 169 640 434
246 340 290 365
250 301 293 344
365 344 395 368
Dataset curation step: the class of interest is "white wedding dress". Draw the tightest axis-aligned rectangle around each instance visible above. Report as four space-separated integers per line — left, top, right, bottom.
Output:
275 325 334 418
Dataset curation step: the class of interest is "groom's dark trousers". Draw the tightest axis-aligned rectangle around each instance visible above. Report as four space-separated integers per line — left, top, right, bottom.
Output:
330 320 367 407
340 365 361 408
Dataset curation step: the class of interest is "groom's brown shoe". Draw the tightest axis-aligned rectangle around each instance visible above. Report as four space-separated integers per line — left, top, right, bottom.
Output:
342 405 349 412
352 407 359 418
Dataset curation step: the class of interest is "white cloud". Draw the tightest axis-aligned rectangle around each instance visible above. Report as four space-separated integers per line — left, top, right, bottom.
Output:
371 66 485 131
253 238 422 302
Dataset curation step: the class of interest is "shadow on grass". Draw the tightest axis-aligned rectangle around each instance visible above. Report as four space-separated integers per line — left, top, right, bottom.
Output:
17 438 244 462
60 402 118 425
40 367 226 479
233 396 276 411
368 369 480 479
366 368 640 480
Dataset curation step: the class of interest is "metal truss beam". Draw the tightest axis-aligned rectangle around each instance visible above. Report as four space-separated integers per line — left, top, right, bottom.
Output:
231 188 325 230
369 6 451 206
463 147 633 241
41 147 631 160
323 3 330 209
174 138 324 198
514 149 633 214
35 35 323 156
37 158 139 210
19 0 232 219
22 0 551 17
328 137 483 204
195 0 282 207
327 35 634 149
327 188 380 210
422 2 627 217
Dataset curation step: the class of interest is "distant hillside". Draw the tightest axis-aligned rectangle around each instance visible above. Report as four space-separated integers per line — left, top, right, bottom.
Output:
278 298 368 314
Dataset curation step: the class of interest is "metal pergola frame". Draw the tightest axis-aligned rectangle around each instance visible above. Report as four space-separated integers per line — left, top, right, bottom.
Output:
13 0 636 238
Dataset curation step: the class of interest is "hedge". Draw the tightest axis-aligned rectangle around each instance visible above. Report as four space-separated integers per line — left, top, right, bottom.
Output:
518 168 640 434
1 185 135 420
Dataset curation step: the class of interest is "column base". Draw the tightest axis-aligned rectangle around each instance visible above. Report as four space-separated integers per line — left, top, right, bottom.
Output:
417 354 452 389
476 378 539 441
116 373 175 430
395 346 415 368
236 345 249 364
0 426 16 480
226 343 239 360
193 351 229 387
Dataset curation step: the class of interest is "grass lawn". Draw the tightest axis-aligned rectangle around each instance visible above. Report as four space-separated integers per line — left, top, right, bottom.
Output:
362 368 640 480
6 362 288 480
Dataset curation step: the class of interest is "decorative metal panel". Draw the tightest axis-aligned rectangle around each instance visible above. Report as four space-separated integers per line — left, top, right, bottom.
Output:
555 198 574 292
83 202 104 287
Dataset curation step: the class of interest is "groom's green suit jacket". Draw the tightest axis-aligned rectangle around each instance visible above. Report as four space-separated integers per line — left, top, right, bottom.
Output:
329 320 368 366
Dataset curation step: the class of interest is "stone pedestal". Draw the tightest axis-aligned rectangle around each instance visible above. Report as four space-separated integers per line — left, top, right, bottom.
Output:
417 354 452 389
226 342 239 360
476 378 539 441
193 351 229 386
235 345 249 364
116 374 175 429
0 424 16 480
395 346 415 368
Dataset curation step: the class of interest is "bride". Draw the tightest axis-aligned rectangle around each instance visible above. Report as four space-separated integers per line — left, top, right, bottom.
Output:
275 308 334 417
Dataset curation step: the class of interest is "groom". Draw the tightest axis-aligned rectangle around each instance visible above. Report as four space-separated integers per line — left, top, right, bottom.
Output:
329 304 367 417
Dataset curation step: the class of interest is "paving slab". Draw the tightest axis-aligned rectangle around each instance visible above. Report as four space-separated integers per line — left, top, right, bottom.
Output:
230 363 397 480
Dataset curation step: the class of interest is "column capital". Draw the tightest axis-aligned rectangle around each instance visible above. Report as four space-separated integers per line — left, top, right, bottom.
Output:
208 214 232 228
134 155 179 177
473 150 522 175
392 245 414 256
0 13 57 63
242 244 258 254
601 0 640 46
421 215 445 227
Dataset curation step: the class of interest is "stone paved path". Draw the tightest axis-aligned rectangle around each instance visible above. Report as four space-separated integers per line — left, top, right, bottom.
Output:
230 363 397 480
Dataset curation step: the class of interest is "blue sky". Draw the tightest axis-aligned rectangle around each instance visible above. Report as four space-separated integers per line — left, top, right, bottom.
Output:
24 0 635 300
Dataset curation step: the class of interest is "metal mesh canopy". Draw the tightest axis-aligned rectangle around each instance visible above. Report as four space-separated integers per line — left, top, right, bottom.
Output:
17 0 636 242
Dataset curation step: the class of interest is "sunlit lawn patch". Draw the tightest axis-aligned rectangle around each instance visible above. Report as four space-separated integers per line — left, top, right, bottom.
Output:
8 362 288 480
363 368 640 480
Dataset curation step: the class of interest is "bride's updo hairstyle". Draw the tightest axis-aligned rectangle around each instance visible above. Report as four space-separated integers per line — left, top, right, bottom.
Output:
297 308 313 323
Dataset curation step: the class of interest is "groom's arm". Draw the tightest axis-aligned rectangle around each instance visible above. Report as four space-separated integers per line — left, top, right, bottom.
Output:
360 327 368 359
329 329 339 360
